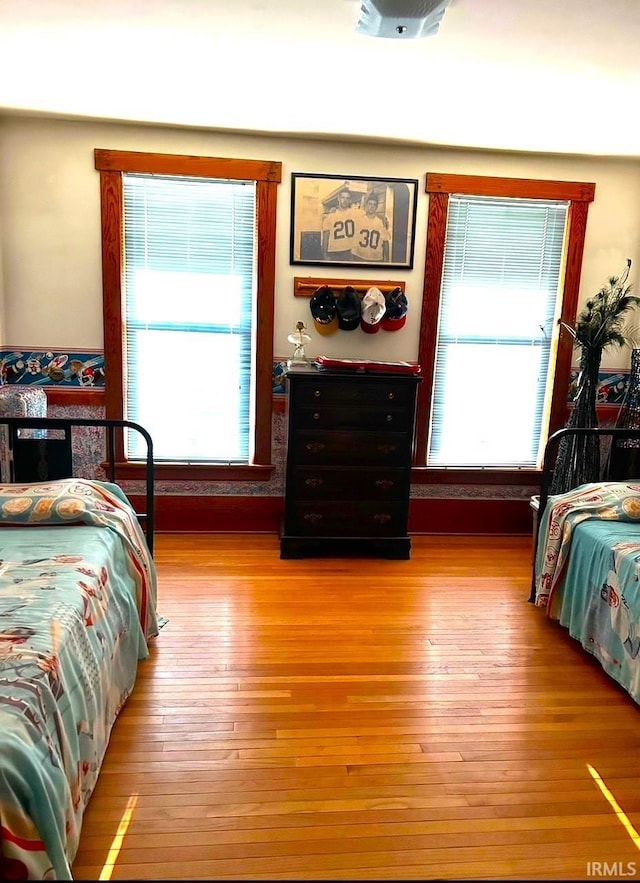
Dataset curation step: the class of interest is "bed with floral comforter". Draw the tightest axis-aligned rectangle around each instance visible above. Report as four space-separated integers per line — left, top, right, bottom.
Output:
534 480 640 706
0 478 158 880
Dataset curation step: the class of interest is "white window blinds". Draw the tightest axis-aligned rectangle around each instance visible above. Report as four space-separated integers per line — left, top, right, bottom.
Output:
122 174 257 463
428 195 569 468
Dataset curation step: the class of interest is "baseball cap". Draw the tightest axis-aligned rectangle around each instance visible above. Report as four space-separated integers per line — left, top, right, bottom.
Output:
381 287 408 331
336 286 361 331
309 286 338 335
360 286 386 334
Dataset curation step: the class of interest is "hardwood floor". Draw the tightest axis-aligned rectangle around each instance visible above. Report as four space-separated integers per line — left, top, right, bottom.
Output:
72 534 640 880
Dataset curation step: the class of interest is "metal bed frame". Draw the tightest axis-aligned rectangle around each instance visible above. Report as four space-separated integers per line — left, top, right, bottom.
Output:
0 416 155 555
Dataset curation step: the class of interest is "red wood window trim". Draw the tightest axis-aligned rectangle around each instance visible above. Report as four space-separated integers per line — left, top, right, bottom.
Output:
95 149 281 480
412 172 595 484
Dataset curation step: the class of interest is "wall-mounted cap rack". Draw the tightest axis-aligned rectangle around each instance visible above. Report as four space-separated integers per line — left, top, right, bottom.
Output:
294 277 406 298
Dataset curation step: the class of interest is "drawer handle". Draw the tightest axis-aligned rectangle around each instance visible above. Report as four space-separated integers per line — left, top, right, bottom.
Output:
386 414 393 422
306 442 326 453
313 412 320 420
373 513 392 524
375 479 394 489
303 512 323 523
388 392 395 400
304 477 324 488
377 444 398 454
314 389 321 398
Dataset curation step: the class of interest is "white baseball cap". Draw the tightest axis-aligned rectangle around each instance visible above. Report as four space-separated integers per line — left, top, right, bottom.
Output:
360 287 386 334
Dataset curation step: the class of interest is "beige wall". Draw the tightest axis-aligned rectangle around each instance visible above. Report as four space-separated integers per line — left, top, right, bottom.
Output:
1 114 640 369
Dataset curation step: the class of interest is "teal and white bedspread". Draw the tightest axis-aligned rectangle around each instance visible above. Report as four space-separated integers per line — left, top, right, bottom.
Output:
534 481 640 706
0 478 158 880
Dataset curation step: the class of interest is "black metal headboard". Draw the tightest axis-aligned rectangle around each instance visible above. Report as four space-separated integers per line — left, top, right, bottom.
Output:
0 417 154 556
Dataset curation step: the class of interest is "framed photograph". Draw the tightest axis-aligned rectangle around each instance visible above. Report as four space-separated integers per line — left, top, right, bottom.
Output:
290 173 418 269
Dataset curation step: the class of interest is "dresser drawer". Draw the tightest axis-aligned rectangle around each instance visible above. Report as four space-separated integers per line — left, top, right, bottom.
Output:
286 500 408 537
292 466 410 501
292 430 410 466
296 404 413 432
292 378 413 409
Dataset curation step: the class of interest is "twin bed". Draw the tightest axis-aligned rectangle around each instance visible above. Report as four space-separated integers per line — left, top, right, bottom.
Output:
533 425 640 708
0 417 157 880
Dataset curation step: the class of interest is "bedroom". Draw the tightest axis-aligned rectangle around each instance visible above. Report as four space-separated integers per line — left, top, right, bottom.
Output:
2 0 640 878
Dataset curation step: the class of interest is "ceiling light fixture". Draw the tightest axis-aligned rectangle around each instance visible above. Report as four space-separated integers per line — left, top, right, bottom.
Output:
356 0 452 39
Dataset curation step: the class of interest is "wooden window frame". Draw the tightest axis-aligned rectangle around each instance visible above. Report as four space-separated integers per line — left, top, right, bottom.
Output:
412 172 595 485
95 149 281 481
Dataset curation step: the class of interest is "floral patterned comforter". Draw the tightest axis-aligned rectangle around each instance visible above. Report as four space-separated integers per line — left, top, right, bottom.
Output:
0 479 158 879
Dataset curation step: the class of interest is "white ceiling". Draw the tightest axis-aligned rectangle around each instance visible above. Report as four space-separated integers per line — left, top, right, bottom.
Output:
1 0 639 158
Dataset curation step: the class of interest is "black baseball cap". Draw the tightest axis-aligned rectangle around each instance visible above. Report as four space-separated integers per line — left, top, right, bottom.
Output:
336 286 361 331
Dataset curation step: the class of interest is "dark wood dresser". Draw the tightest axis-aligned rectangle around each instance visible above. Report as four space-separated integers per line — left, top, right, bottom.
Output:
280 365 421 559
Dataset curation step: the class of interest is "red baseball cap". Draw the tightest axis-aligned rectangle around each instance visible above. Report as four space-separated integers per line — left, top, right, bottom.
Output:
381 287 408 331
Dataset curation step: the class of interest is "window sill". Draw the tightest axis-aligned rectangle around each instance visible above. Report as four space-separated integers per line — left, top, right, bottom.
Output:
103 462 276 481
410 467 541 486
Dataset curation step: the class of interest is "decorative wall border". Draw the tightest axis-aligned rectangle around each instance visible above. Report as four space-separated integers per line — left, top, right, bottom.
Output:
0 348 631 409
0 349 105 388
570 368 629 407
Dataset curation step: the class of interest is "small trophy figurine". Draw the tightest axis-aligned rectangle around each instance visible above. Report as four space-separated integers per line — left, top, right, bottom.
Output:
287 320 311 368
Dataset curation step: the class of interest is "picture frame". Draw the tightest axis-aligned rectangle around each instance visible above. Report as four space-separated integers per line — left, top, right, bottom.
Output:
290 173 419 269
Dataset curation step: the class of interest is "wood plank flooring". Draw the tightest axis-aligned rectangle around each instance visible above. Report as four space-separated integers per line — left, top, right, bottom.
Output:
71 534 640 880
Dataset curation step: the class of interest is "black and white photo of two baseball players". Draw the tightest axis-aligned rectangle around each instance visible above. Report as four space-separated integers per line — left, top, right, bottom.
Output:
289 173 418 269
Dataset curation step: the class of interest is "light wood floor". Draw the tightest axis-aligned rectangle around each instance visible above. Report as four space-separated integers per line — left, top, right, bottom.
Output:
72 533 640 880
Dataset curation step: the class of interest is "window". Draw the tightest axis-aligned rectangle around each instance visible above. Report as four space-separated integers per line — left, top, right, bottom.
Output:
415 174 595 479
123 174 255 463
429 195 568 467
95 150 281 479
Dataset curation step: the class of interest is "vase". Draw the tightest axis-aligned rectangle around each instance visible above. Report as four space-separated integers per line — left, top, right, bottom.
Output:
549 344 603 495
609 348 640 479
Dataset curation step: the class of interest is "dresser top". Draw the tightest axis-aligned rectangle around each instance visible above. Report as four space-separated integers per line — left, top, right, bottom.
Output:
285 363 422 383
